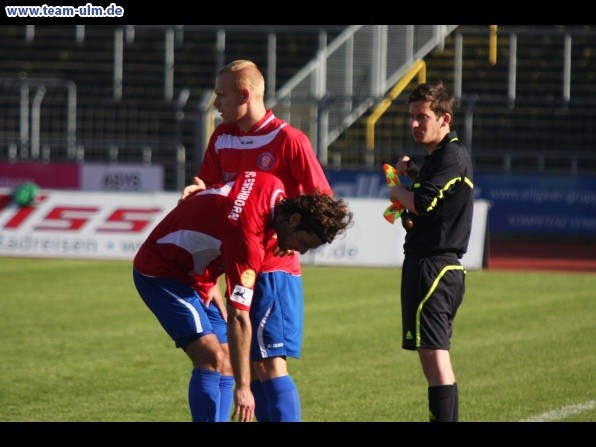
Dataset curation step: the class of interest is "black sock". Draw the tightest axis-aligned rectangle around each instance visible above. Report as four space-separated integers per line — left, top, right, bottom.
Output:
452 382 459 422
428 384 457 422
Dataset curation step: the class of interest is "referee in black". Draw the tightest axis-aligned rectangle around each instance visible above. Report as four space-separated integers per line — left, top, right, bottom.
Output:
389 80 474 422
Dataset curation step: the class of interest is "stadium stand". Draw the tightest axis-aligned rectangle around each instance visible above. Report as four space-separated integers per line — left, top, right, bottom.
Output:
0 25 345 190
330 25 596 175
1 25 595 190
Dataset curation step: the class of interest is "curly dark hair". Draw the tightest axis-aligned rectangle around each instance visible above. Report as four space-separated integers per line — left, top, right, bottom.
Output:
274 192 354 244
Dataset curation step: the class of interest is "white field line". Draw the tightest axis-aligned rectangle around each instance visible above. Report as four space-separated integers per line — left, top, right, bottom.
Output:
519 400 596 422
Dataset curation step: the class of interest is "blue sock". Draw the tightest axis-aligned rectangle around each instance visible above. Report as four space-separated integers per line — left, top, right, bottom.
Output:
218 375 234 422
262 375 301 422
251 380 270 422
188 368 221 422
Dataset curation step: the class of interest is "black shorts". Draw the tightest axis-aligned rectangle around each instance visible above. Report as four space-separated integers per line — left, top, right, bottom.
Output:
401 253 466 351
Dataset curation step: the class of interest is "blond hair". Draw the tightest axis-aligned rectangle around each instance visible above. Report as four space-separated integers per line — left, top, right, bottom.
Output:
220 59 265 98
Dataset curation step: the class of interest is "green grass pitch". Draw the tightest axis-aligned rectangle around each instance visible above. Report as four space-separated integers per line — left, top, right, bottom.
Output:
0 257 594 422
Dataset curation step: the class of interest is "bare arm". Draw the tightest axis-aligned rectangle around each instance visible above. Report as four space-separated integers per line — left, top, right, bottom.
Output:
391 156 419 214
227 304 255 422
390 184 417 214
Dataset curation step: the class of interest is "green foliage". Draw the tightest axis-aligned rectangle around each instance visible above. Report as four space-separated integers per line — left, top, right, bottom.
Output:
0 258 594 422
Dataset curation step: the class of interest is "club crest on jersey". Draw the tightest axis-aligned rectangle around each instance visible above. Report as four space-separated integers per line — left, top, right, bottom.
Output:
230 284 253 307
257 152 275 171
240 269 256 287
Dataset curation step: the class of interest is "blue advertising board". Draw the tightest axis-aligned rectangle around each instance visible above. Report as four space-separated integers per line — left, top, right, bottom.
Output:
325 170 596 237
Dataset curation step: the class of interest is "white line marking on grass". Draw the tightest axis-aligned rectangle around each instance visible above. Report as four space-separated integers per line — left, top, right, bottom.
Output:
519 400 596 422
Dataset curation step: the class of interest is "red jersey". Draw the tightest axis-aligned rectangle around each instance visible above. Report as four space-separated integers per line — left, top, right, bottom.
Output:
134 171 286 311
191 256 225 304
199 110 332 273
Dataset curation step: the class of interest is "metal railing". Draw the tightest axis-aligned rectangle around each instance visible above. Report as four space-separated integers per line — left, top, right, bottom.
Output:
0 76 77 160
266 25 458 166
322 26 596 172
1 25 595 190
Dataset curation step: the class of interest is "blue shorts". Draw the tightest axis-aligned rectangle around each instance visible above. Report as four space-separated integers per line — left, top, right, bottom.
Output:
204 298 228 344
133 269 226 349
250 271 304 360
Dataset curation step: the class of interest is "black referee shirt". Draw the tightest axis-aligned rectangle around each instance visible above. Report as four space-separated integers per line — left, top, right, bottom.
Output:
404 131 474 258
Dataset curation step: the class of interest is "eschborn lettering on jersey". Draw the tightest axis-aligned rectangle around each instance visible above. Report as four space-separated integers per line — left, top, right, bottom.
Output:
228 171 257 221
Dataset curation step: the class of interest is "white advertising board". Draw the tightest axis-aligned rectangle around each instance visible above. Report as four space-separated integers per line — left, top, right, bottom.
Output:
0 189 489 269
300 198 407 268
0 189 175 260
300 198 489 270
81 163 164 191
